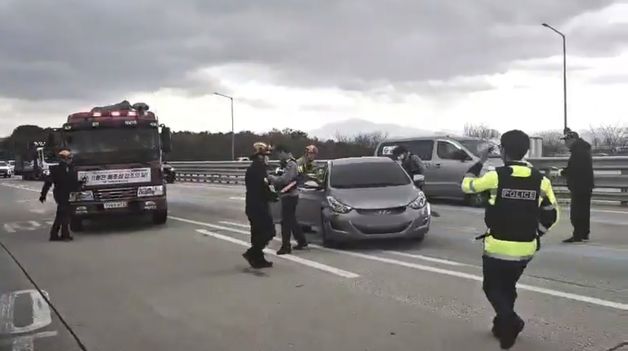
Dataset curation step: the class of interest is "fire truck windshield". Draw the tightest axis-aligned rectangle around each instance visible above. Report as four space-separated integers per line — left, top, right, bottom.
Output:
64 128 160 165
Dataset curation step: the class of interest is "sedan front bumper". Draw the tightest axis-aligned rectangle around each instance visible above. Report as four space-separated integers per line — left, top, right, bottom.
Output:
322 204 431 242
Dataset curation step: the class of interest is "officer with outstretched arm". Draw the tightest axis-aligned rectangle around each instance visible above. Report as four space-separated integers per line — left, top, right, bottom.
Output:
39 148 82 242
461 130 558 350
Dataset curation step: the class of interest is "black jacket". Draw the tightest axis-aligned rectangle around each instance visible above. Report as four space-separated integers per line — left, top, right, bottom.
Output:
245 155 277 215
40 164 82 203
563 139 594 193
401 154 426 176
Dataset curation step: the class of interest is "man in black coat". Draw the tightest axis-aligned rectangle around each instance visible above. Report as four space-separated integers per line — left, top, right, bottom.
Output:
560 130 594 243
392 145 426 187
243 142 278 268
39 148 82 241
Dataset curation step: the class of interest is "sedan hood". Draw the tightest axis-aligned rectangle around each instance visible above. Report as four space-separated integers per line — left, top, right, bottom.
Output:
330 185 418 209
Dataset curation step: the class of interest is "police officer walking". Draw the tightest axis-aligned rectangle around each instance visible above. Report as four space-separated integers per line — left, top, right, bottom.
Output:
39 148 81 242
269 145 308 255
243 142 277 269
560 129 594 243
461 130 558 349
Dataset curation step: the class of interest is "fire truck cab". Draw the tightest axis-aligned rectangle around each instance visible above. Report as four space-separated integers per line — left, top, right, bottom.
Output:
54 102 172 230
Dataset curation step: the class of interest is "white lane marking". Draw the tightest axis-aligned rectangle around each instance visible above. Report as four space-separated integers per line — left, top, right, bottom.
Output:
0 183 40 193
3 221 41 233
386 251 469 267
220 221 470 267
177 216 628 311
195 229 359 279
219 221 250 228
0 331 58 350
0 290 52 334
228 196 245 201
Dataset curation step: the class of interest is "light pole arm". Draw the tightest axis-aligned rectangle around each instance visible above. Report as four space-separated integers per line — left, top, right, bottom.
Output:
214 92 236 160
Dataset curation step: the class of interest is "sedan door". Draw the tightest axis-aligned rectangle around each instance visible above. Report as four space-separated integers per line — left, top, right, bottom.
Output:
296 164 328 227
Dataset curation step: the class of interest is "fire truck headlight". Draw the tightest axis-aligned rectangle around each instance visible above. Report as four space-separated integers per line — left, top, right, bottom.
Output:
69 191 94 202
138 185 164 197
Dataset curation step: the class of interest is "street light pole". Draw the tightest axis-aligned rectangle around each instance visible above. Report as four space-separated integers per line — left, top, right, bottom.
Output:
214 92 235 160
542 23 568 132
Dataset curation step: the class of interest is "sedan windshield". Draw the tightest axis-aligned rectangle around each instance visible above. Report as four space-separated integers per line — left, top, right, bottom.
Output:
330 162 411 189
65 128 160 165
0 161 7 167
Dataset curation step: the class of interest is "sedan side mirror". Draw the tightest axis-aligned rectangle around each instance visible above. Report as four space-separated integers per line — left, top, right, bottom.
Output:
303 180 322 189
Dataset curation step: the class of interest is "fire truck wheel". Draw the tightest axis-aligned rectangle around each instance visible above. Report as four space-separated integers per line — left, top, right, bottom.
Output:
153 210 168 225
70 217 84 232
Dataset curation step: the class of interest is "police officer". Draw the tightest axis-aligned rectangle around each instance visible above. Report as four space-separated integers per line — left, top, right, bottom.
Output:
243 142 277 269
461 130 558 349
39 148 82 241
269 145 308 254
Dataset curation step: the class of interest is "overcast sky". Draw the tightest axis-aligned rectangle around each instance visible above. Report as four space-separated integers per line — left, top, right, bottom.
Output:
1 0 627 137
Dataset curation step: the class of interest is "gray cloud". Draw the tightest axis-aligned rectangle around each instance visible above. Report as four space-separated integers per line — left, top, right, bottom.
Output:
588 74 628 85
0 0 622 102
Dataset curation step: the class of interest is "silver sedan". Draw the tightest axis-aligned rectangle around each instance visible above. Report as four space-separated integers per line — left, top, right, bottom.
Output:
273 156 431 247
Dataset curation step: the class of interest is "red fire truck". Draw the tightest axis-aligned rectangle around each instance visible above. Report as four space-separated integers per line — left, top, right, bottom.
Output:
53 102 172 230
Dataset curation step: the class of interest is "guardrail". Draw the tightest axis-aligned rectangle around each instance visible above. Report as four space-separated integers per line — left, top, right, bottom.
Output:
170 157 628 204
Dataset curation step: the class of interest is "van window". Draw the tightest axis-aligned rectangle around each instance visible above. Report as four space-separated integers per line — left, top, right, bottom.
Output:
437 141 463 160
377 140 433 161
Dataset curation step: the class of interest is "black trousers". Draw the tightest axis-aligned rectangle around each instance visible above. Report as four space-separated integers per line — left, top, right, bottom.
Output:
570 192 591 240
246 206 275 259
51 201 71 238
482 256 528 329
280 196 307 248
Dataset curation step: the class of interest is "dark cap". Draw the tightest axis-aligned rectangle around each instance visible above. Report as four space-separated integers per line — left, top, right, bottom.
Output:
561 128 579 140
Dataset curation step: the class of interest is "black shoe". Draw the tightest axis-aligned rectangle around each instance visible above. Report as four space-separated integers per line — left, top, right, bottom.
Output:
499 317 524 349
258 257 273 268
49 236 62 242
242 251 263 269
293 243 309 250
491 317 501 339
562 237 583 243
583 234 590 241
61 235 74 241
276 247 292 255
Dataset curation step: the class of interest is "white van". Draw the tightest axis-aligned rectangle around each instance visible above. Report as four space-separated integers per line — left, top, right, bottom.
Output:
375 136 502 206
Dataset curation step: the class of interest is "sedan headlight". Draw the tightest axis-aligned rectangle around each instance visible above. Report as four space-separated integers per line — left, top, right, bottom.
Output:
326 196 352 214
69 191 94 202
138 185 164 197
409 192 427 209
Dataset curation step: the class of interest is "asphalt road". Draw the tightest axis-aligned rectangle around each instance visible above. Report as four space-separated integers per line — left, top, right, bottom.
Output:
0 177 626 351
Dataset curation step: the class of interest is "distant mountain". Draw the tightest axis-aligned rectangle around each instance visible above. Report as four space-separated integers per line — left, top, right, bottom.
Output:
309 118 444 141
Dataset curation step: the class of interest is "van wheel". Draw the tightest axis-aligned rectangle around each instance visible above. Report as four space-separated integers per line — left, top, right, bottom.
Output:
153 210 168 225
70 218 84 232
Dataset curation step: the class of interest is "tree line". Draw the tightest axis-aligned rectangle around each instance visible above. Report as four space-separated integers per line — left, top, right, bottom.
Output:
463 123 628 157
0 125 386 161
2 123 626 160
